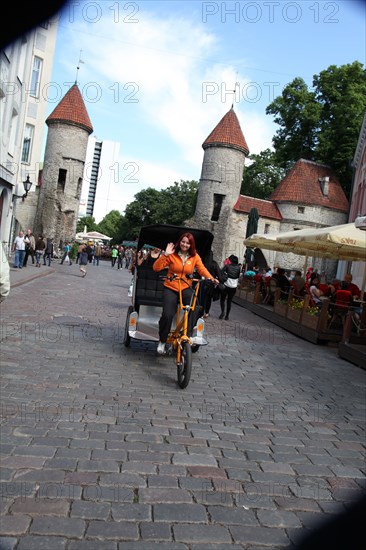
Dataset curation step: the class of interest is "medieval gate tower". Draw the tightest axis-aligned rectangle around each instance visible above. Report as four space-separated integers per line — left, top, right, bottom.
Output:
191 107 249 264
34 83 93 246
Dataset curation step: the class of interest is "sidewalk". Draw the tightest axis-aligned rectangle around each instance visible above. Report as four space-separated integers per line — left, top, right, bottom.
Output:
9 261 55 289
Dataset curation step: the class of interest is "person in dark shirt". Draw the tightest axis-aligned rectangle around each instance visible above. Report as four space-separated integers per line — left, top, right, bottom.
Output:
276 268 290 300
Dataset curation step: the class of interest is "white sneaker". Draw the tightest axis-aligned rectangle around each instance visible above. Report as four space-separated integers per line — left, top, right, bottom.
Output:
157 341 166 354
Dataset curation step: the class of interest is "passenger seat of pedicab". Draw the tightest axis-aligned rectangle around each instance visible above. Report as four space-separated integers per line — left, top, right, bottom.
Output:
134 263 168 309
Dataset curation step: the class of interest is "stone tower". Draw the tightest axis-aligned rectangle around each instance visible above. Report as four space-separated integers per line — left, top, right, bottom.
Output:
34 83 93 247
191 107 249 264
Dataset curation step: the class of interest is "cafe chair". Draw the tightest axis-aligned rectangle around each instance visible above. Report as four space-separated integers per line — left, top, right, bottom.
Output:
328 289 353 329
263 278 277 305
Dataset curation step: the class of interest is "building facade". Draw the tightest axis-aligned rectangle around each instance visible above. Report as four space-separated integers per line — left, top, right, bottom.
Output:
0 18 58 248
33 84 93 247
190 107 349 278
79 137 121 223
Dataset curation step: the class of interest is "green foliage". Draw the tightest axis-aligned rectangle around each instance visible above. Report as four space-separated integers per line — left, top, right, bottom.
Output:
241 149 285 198
266 61 366 196
87 180 198 244
123 180 198 239
314 62 366 190
97 210 124 244
69 242 78 260
76 216 97 233
266 78 321 169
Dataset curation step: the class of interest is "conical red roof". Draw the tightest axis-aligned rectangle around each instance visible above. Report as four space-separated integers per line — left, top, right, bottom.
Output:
203 107 249 155
46 83 93 134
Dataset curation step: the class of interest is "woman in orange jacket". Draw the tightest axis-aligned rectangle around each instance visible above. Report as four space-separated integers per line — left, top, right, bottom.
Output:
153 232 218 354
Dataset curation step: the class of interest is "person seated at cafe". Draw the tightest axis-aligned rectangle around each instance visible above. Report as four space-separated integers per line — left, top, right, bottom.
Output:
309 276 328 306
343 273 360 299
276 267 290 299
291 270 306 296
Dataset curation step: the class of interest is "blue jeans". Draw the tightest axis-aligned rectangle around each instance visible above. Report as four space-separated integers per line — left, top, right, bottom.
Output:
35 251 43 265
13 249 25 268
44 252 52 266
93 256 100 266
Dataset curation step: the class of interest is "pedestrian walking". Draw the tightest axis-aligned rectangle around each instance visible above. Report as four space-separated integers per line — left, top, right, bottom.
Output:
23 228 35 267
60 242 73 265
203 251 223 318
76 243 84 264
43 238 54 266
219 254 241 320
35 235 46 267
12 230 26 268
79 243 92 277
93 244 102 266
111 246 118 268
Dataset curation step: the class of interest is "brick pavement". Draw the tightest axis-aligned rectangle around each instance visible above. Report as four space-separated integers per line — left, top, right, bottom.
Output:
1 260 365 549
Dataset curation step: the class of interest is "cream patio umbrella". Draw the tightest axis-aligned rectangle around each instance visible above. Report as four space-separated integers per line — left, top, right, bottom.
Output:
276 223 366 263
277 223 366 298
243 228 318 272
244 224 366 293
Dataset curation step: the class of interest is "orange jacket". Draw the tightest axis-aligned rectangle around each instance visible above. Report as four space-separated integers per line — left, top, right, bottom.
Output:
153 252 213 292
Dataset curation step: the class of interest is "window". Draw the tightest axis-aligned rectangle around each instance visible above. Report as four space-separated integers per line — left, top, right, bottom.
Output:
211 193 224 221
21 124 34 163
264 224 270 234
298 206 305 214
76 177 82 199
8 108 18 157
57 169 67 192
30 56 43 98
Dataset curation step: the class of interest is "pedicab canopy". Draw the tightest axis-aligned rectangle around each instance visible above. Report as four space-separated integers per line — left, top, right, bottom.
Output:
137 224 214 264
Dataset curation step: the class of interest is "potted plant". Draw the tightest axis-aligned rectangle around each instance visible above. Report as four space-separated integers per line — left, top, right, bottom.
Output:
301 305 320 329
287 298 304 323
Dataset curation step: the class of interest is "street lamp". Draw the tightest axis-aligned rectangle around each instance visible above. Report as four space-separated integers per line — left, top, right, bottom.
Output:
12 175 33 201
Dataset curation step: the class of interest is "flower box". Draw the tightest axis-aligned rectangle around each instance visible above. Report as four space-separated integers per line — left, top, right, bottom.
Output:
287 307 302 323
301 312 319 330
246 291 255 303
274 301 287 316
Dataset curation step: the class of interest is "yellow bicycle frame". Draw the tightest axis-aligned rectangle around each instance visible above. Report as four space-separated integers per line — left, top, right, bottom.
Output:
166 277 201 364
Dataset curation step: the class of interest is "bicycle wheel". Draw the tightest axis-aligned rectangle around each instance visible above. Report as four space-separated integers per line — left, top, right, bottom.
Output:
177 341 192 389
124 306 133 347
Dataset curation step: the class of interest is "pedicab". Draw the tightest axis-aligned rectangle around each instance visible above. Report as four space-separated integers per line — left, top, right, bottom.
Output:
123 224 214 388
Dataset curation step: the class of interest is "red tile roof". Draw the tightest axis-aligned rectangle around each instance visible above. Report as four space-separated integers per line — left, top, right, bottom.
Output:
269 159 348 212
234 195 282 220
46 83 93 134
203 107 249 155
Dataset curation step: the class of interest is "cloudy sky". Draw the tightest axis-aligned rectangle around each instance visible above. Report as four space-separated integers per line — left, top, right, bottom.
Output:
48 0 365 221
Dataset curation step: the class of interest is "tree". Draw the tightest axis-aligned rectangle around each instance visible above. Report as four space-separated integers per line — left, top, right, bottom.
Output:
123 180 198 238
76 216 97 233
97 210 124 243
160 180 198 225
240 149 285 199
266 77 321 169
266 62 366 195
314 62 366 190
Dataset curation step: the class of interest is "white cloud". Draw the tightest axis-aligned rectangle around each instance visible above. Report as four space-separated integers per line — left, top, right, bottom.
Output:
59 6 277 222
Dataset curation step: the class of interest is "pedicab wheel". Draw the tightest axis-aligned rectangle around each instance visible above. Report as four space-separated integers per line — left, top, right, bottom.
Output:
124 306 133 347
177 342 192 389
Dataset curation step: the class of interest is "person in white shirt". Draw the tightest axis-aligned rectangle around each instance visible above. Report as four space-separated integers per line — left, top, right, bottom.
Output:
0 242 10 302
12 230 26 268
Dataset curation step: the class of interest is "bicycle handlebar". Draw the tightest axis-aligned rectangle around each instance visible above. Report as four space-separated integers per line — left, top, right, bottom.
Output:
161 273 206 282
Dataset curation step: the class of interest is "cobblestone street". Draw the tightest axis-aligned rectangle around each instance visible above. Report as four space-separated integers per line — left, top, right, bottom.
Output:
1 260 365 549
